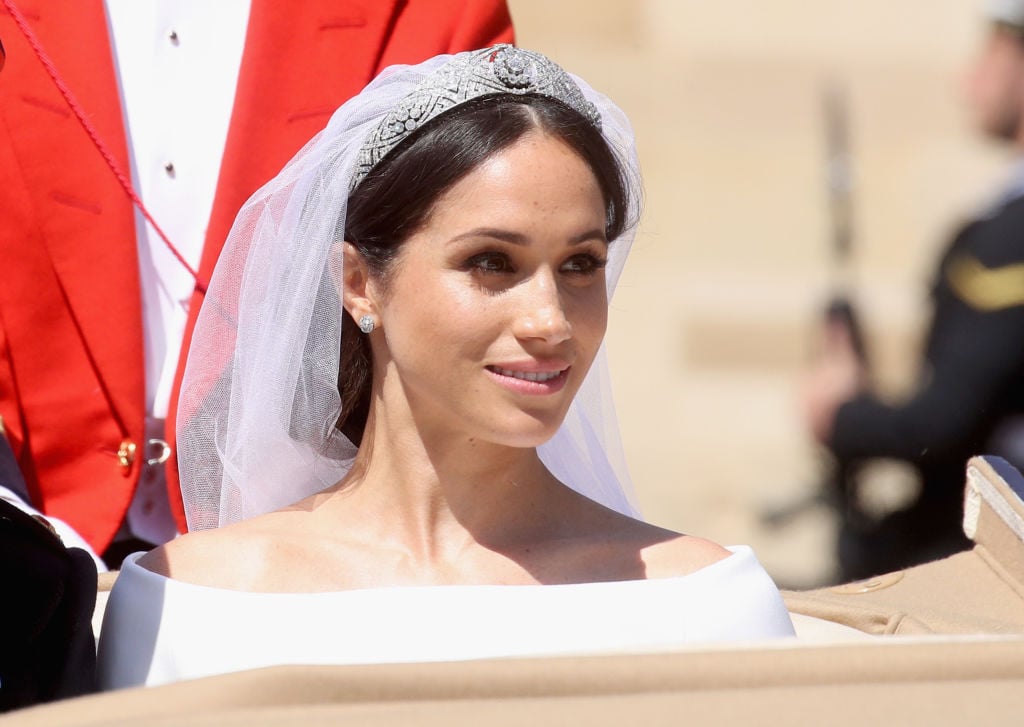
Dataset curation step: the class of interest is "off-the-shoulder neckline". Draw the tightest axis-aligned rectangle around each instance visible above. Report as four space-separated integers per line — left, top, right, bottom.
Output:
119 545 754 597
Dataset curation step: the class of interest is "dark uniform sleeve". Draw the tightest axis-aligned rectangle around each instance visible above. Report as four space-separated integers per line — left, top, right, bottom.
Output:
828 199 1024 465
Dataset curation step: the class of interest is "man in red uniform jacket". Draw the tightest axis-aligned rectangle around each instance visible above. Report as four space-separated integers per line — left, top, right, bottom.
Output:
0 0 513 563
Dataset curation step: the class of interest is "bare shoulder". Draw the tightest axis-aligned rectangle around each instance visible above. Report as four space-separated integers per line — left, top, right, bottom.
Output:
574 501 732 579
639 531 733 579
135 515 284 590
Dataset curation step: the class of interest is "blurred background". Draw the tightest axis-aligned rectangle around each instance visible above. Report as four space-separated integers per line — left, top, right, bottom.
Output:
506 0 1009 587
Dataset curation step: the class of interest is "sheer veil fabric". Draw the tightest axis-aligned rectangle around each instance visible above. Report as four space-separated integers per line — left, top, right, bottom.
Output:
177 50 644 531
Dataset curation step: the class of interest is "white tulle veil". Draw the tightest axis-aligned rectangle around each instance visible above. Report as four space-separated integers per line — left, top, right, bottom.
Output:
177 47 643 531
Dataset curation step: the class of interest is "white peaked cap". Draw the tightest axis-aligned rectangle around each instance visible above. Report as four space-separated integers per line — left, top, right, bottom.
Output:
989 0 1024 29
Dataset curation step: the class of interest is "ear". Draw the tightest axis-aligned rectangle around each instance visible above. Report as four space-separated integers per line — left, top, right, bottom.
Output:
339 242 377 322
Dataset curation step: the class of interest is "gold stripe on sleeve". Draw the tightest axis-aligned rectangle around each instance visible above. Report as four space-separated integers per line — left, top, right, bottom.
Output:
946 255 1024 312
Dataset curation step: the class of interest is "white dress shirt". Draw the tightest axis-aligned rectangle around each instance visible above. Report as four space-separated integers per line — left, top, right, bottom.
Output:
105 0 251 419
105 0 251 545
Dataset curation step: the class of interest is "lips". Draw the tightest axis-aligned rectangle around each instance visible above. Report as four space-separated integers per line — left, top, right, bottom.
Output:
485 363 571 395
487 365 565 382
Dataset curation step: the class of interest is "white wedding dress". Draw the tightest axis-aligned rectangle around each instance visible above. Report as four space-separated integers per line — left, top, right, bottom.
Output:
97 546 795 689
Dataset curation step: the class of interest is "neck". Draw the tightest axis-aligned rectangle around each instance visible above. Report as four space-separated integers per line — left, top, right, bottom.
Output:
330 391 568 564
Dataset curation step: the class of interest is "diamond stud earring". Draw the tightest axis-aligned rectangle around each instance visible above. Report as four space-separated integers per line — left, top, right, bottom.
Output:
358 315 376 334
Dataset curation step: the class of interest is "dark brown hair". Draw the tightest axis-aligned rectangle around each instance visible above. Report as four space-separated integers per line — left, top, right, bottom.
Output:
337 94 634 445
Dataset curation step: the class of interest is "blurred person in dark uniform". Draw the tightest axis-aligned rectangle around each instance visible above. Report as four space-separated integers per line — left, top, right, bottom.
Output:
802 0 1024 580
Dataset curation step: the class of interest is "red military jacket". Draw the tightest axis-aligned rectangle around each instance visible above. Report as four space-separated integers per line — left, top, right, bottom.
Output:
0 0 513 551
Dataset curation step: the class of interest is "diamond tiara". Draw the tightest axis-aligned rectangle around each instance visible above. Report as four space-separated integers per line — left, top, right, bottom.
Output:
350 45 602 190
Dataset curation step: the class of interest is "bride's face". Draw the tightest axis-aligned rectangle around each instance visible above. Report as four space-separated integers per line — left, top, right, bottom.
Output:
372 130 609 447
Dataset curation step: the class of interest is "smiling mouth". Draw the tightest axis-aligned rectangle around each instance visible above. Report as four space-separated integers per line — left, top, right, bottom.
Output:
487 366 567 382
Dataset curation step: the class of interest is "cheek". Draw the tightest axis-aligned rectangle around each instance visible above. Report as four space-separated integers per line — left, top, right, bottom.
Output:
570 284 609 333
988 58 1023 105
565 286 609 364
385 275 500 360
440 277 506 338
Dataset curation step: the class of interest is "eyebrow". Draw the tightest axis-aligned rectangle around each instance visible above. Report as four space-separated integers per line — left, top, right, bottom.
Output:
448 227 608 246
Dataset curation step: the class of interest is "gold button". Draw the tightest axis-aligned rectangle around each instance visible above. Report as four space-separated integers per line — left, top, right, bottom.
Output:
830 571 905 595
117 439 137 472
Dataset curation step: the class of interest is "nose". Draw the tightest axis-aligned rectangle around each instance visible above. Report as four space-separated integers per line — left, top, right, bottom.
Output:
513 269 572 344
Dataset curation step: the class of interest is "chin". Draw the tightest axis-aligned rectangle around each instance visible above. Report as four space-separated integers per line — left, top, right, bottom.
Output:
487 411 567 449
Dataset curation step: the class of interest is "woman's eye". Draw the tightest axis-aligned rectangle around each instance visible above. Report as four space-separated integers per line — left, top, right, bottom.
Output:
465 252 515 274
561 254 608 276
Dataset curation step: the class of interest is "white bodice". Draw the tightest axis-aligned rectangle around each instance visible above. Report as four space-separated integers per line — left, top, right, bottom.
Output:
97 546 795 689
